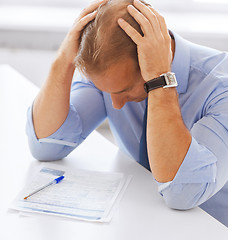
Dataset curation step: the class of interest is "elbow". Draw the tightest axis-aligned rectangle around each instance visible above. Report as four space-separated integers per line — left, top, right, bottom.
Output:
29 144 63 162
160 183 210 210
163 195 197 210
28 141 73 162
31 152 63 162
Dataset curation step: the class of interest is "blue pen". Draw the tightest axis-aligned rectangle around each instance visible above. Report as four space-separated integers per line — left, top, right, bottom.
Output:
24 175 64 200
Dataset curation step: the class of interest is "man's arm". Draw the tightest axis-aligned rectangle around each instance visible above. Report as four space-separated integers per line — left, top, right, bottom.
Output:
26 75 107 161
147 88 191 182
33 0 105 139
118 0 191 182
118 1 228 217
33 56 74 139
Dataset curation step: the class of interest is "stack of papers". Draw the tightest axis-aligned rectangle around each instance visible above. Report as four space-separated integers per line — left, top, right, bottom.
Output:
11 163 131 222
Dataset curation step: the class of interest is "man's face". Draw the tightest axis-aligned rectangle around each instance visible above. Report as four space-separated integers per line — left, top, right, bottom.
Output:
88 58 147 109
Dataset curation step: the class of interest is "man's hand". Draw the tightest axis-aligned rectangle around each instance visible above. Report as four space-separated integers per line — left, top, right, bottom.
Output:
117 0 172 82
57 0 107 65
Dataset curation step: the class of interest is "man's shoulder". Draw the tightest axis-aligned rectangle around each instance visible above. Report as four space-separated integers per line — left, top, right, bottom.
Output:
183 43 228 107
189 43 228 79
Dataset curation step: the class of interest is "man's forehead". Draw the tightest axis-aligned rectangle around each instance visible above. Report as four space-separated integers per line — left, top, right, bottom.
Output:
90 73 135 94
87 58 139 93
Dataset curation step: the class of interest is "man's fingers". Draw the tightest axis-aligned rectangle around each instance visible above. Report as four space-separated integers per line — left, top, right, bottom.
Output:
74 0 108 34
127 5 152 36
79 0 107 19
133 0 160 36
148 7 170 40
75 10 97 32
117 18 142 45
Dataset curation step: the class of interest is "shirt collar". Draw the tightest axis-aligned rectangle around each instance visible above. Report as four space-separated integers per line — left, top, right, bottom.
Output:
170 31 191 94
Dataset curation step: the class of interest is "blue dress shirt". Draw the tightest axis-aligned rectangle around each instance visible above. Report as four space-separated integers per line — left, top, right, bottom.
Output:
26 32 228 227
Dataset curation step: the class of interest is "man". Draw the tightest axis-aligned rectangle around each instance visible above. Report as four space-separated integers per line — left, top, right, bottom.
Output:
26 0 228 226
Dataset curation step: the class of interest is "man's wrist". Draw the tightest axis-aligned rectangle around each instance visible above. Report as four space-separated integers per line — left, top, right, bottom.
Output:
144 72 177 93
48 56 76 87
148 87 178 108
143 70 171 82
53 54 76 72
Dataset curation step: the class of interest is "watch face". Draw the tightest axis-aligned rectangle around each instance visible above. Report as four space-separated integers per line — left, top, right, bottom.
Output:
163 72 178 88
166 73 176 85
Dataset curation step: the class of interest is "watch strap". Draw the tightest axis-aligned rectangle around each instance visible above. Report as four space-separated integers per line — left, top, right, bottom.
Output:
144 76 166 92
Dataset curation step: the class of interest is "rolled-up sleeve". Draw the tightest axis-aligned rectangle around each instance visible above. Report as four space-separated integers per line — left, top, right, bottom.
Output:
26 75 107 161
156 94 228 210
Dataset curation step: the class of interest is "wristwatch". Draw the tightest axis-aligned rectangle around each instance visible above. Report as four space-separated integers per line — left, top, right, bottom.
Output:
144 72 178 93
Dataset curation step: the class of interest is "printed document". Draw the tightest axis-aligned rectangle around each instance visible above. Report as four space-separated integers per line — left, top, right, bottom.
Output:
11 163 131 222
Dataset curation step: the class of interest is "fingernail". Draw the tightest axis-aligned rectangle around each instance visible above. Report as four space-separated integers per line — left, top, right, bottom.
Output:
118 18 124 23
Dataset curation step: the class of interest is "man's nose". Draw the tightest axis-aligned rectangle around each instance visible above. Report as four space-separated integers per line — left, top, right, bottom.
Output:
111 94 126 110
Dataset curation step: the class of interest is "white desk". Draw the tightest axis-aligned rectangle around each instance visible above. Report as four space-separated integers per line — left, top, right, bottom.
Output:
0 65 227 240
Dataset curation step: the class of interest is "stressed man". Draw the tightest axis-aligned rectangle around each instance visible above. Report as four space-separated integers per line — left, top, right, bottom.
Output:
26 0 228 227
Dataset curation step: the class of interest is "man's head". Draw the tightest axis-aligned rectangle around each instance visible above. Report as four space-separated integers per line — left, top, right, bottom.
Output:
75 0 150 109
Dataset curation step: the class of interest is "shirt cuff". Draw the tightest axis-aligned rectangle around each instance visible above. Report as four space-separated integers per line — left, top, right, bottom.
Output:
26 103 83 147
155 136 217 193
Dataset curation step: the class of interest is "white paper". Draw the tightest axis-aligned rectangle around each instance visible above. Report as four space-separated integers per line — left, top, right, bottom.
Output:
11 163 131 222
